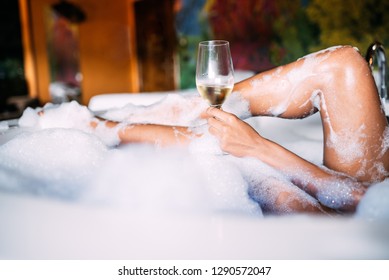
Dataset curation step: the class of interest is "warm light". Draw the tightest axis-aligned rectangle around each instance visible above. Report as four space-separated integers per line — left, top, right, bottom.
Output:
18 0 38 98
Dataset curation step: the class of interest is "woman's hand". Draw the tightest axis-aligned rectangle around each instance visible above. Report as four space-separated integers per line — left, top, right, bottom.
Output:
206 107 264 157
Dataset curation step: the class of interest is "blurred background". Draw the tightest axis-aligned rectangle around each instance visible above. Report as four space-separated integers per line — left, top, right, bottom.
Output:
1 0 389 120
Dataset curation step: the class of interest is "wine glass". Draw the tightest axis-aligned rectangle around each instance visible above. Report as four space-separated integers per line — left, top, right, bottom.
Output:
196 40 234 109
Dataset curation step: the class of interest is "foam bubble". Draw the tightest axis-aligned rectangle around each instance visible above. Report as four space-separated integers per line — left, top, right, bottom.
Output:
249 73 273 88
319 92 367 165
188 129 224 155
315 178 362 210
222 91 251 119
18 107 40 128
92 120 123 147
19 101 93 131
356 179 389 220
101 93 208 127
191 153 262 215
0 128 108 199
379 126 389 157
3 90 388 217
299 45 344 63
87 145 262 216
238 158 321 214
1 95 262 215
298 90 321 111
186 116 328 214
0 121 9 131
18 101 121 147
329 125 367 165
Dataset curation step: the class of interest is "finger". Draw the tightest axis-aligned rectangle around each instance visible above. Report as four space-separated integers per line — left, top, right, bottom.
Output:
205 106 227 120
200 106 222 119
207 116 224 131
199 109 209 119
208 125 220 137
206 106 237 123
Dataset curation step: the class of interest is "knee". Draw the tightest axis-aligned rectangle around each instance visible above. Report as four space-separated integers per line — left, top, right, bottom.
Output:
332 45 361 58
317 45 374 95
328 45 369 72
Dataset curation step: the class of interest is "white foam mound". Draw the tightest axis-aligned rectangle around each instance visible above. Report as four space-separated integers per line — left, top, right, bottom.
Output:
0 128 108 199
87 145 261 215
1 93 388 219
356 179 389 220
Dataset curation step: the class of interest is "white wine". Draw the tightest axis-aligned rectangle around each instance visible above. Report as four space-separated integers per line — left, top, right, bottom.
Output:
197 84 233 107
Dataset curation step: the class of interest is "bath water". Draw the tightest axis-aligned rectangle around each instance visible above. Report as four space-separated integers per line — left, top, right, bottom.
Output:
0 93 388 219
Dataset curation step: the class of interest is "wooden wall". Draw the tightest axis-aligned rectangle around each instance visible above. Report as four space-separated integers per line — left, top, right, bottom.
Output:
134 0 177 92
19 0 141 105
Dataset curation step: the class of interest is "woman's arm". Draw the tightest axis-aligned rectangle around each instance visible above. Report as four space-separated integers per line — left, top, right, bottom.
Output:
91 117 197 147
92 105 365 212
205 107 366 212
119 124 197 146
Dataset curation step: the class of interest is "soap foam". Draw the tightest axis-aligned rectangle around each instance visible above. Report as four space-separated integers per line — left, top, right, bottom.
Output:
0 128 108 199
1 98 263 216
1 90 388 218
356 179 389 220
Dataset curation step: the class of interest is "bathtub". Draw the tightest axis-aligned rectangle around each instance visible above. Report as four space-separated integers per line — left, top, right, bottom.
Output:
0 91 389 260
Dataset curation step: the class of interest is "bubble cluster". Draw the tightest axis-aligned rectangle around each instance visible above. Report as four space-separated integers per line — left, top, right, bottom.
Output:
0 91 388 218
0 128 108 199
356 179 389 220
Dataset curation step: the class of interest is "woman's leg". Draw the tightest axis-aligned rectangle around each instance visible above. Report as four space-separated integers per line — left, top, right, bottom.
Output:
248 176 329 215
234 46 389 183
